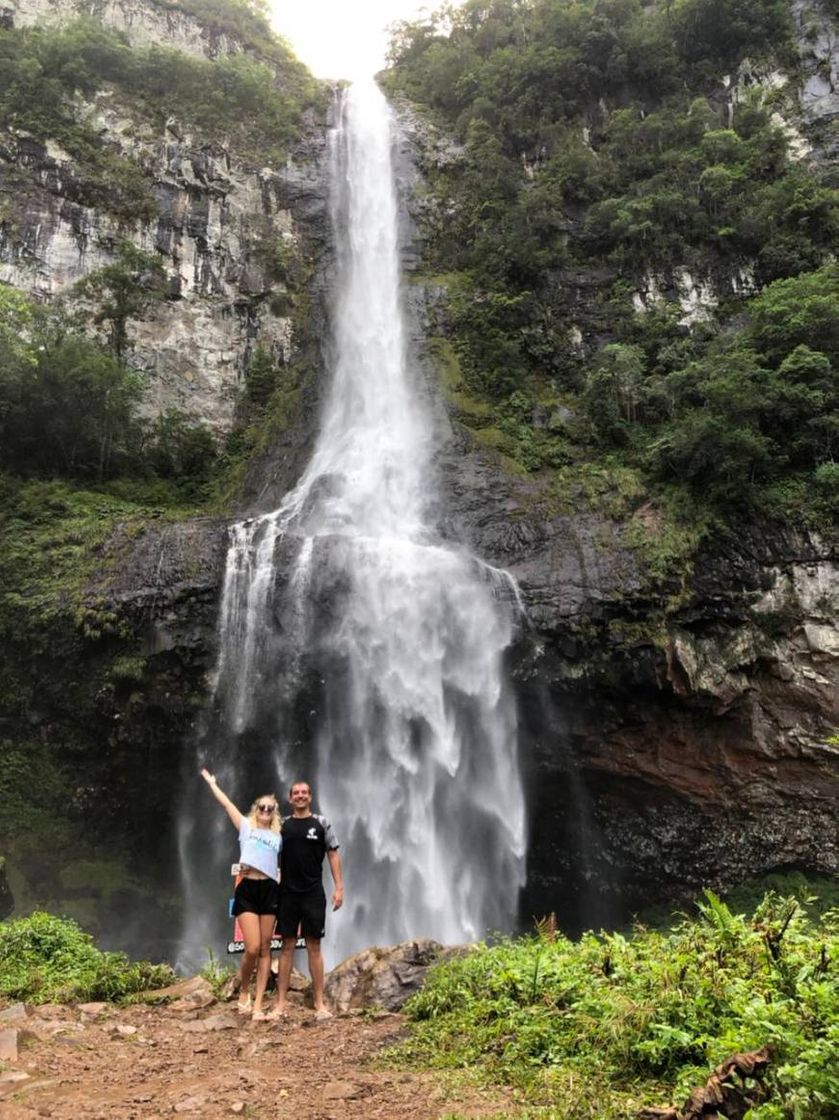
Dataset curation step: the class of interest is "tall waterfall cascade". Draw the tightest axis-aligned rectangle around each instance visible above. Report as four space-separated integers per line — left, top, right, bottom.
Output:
181 81 526 964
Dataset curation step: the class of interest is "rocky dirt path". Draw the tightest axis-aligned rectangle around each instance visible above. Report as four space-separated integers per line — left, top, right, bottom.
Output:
0 980 511 1119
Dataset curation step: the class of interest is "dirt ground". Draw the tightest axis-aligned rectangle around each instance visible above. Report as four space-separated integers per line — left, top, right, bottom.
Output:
0 983 513 1119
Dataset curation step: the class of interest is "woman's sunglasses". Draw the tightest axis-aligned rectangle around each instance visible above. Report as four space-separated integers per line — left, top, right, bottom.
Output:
257 803 276 813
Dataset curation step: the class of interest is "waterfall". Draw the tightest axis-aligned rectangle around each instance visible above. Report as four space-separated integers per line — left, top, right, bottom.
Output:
182 80 526 964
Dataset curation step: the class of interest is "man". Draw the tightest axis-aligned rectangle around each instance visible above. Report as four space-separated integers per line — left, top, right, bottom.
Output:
275 780 344 1020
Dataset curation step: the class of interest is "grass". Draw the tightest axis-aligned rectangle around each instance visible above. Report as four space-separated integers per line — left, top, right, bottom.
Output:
395 890 839 1120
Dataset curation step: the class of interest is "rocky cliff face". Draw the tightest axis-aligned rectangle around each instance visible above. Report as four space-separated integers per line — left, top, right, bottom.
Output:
414 364 838 925
390 10 839 926
0 0 331 431
7 0 240 58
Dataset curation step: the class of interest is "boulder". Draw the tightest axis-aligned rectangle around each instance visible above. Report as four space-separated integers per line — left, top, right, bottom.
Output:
325 939 447 1013
144 975 213 1003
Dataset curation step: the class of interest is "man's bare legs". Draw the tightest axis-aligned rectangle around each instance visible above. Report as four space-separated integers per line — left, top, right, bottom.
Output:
274 935 328 1016
306 936 327 1013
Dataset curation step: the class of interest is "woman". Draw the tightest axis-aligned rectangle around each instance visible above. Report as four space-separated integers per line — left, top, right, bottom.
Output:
200 768 281 1021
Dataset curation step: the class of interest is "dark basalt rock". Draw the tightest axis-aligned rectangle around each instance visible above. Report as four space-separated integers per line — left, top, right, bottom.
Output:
0 856 13 920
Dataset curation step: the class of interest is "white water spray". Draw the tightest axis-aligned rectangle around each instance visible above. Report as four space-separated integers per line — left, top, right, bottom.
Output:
192 81 525 962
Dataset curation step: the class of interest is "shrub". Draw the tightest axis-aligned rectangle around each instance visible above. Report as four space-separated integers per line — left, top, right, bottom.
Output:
0 911 174 1003
400 892 838 1119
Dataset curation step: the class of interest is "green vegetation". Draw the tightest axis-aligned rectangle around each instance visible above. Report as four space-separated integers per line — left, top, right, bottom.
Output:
0 8 323 220
0 911 174 1003
0 285 218 495
155 0 301 66
385 0 839 534
0 477 207 930
76 242 168 360
200 948 236 996
399 891 838 1119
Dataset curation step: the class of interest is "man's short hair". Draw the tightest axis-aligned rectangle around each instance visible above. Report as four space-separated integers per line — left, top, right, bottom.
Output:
289 780 311 795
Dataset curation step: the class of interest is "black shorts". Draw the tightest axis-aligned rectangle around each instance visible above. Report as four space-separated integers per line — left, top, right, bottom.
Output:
232 876 279 917
277 886 326 940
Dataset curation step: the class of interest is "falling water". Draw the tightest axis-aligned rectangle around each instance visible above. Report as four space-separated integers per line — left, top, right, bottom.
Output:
183 81 526 963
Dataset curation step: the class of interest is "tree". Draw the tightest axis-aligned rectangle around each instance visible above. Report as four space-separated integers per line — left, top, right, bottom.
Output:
75 242 167 360
583 343 646 446
0 317 143 480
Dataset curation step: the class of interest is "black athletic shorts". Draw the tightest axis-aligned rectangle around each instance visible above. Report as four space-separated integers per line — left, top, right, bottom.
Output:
277 886 326 940
232 876 280 917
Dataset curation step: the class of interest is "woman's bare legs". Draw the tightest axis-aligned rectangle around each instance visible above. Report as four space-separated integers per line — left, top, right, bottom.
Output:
252 912 276 1014
237 912 262 1010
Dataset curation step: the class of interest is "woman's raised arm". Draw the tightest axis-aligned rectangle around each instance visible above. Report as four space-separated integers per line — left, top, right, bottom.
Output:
200 768 243 831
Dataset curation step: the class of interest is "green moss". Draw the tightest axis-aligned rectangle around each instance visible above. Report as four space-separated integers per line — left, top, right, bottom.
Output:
0 477 200 640
470 427 529 477
607 617 669 650
428 336 493 421
545 461 646 518
109 655 148 682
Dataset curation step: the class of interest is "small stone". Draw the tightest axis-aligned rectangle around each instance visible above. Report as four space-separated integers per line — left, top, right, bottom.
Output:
230 1104 245 1114
78 1002 109 1017
116 1024 139 1036
0 1029 19 1062
178 1015 235 1033
29 1017 80 1036
174 1096 205 1112
0 1004 27 1023
323 1081 360 1101
287 968 311 992
0 1071 30 1084
192 1045 209 1054
145 975 212 1003
168 1007 200 1021
170 993 216 1013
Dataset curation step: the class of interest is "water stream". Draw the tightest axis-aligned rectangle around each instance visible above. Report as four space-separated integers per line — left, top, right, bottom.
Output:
181 81 526 964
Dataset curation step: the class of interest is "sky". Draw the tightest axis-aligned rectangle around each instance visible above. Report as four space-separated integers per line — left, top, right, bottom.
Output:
268 0 446 80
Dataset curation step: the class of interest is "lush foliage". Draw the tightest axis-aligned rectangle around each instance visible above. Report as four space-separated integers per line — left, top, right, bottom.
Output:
0 911 174 1003
0 284 218 495
400 892 838 1119
385 0 838 530
0 11 321 219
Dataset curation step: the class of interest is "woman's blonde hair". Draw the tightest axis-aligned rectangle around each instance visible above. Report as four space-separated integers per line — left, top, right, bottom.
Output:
247 794 281 833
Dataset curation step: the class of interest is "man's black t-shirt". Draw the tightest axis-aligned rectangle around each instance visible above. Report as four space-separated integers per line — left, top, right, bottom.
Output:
280 814 339 893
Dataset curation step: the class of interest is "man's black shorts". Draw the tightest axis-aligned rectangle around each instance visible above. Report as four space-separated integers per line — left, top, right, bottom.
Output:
277 885 326 940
